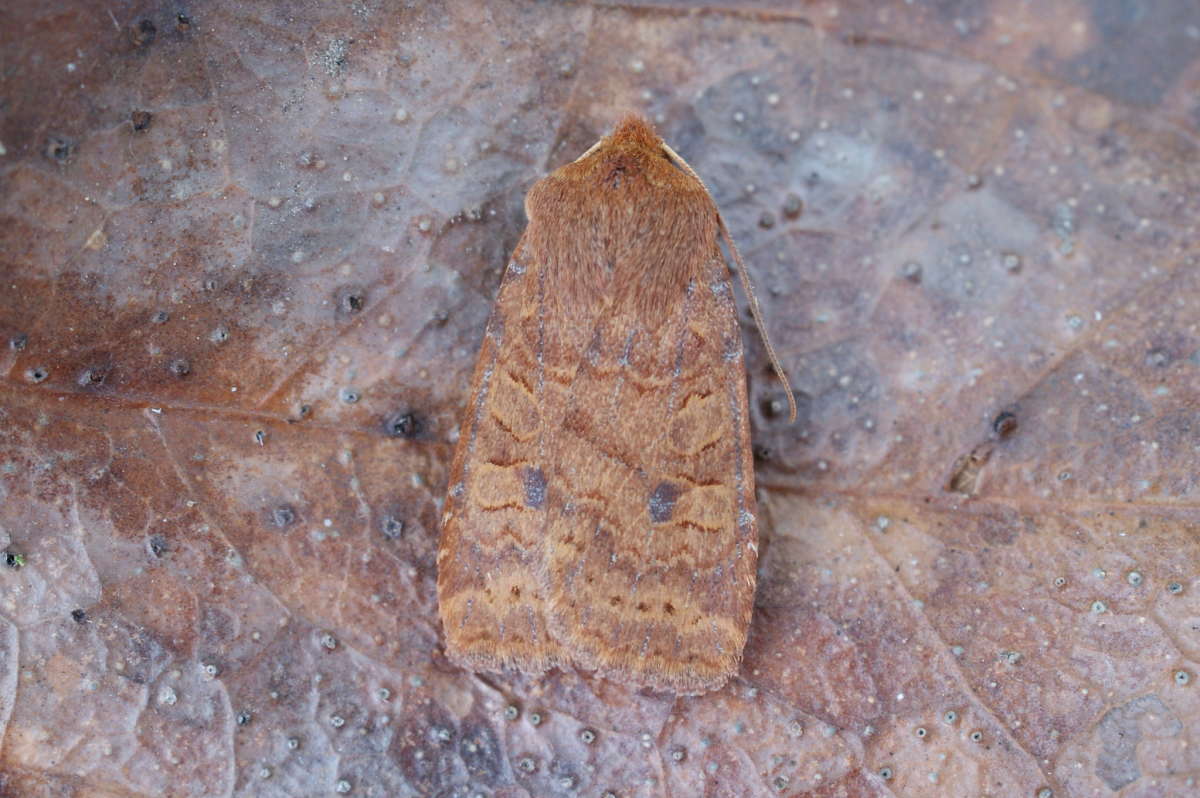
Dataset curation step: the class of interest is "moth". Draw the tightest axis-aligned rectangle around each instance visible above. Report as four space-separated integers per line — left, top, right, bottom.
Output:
438 115 793 694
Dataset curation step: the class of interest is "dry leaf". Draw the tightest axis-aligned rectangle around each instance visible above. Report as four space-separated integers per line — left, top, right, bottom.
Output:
1 2 1198 796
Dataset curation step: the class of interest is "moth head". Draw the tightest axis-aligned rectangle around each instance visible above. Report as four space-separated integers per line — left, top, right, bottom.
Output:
606 114 662 151
562 115 701 195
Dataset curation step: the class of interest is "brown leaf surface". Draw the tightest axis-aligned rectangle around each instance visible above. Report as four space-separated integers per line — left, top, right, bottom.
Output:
2 1 1198 796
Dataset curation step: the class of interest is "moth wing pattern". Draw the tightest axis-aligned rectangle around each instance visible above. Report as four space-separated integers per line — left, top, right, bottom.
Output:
543 256 756 694
438 115 758 693
437 241 568 676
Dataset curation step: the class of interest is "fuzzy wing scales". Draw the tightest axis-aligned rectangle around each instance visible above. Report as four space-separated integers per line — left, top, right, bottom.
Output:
439 114 756 692
437 243 568 675
542 257 756 694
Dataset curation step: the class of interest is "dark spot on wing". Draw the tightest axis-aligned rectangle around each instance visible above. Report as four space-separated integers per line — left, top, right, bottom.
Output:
523 466 547 509
648 481 680 523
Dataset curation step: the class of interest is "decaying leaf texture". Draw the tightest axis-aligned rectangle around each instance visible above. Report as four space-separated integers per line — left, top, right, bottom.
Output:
4 1 1200 795
438 116 757 693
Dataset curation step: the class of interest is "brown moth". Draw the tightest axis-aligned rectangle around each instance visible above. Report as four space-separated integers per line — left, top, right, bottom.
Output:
437 115 794 694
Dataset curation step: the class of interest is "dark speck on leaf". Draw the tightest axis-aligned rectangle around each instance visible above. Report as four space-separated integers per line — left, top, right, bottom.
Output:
992 411 1018 437
44 135 74 162
385 411 420 438
381 515 404 539
130 19 157 47
335 285 367 319
272 505 296 529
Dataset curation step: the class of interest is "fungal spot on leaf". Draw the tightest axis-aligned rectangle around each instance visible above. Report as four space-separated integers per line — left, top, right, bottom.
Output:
992 410 1018 437
380 514 404 539
946 442 993 495
999 650 1022 666
759 393 791 420
77 365 109 389
131 110 153 131
147 535 167 558
384 411 420 438
1145 348 1170 368
44 135 74 162
522 466 546 509
1095 695 1179 790
782 193 803 219
272 505 296 529
334 285 367 319
129 18 157 48
648 481 679 523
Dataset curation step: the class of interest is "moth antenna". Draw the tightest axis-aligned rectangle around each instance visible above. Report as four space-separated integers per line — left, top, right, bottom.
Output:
719 219 798 423
662 142 798 424
572 138 605 164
